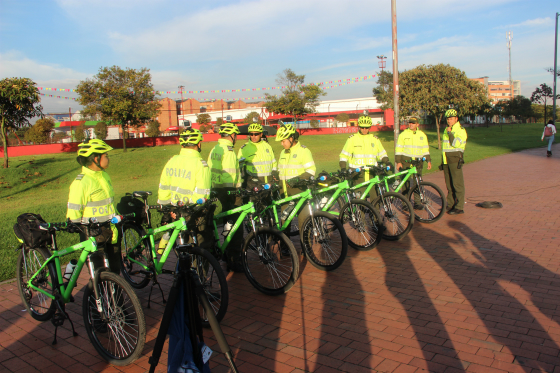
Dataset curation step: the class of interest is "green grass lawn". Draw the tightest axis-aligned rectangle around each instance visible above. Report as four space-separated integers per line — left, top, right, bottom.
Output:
0 123 555 281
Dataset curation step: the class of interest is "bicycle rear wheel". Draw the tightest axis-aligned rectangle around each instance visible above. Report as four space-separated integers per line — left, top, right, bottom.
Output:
16 245 57 321
372 192 414 241
82 272 146 366
187 247 229 326
299 211 348 271
242 227 299 295
408 181 446 223
120 223 152 289
340 199 383 251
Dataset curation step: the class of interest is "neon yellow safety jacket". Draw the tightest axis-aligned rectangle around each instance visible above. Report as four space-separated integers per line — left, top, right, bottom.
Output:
395 128 431 164
278 142 316 194
67 167 118 243
157 148 211 205
237 140 277 182
339 133 389 180
208 138 241 188
442 122 467 164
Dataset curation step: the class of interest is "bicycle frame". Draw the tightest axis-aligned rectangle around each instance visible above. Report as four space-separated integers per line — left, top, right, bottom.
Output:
212 202 256 255
26 236 100 304
261 188 314 232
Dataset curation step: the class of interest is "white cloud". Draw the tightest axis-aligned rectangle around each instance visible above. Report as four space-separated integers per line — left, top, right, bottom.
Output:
496 17 553 29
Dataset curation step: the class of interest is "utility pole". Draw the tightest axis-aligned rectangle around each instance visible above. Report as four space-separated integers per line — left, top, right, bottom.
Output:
553 13 559 122
506 32 513 101
178 85 184 126
391 0 400 145
69 107 73 141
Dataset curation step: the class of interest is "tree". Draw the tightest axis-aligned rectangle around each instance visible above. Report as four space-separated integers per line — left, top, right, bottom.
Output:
374 64 490 149
264 69 326 127
502 96 533 122
531 84 559 123
372 71 394 110
76 66 161 152
335 113 349 126
196 113 211 125
216 117 223 126
310 119 320 128
546 67 560 77
244 111 260 124
0 77 43 168
145 120 161 137
94 121 108 139
74 123 87 142
23 118 54 144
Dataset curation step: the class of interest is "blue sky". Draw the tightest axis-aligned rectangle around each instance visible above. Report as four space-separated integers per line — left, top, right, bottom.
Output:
1 0 558 114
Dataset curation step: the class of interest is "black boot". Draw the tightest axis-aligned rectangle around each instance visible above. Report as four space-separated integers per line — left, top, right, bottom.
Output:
547 151 552 158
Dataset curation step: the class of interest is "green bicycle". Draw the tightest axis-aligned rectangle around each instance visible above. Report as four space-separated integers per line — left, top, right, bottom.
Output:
260 178 349 271
15 216 146 366
118 192 228 325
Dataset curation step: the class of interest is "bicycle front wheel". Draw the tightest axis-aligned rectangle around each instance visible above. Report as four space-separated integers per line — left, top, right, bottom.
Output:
242 227 299 296
188 247 229 326
300 211 348 271
340 199 383 251
120 223 152 289
372 192 414 241
408 181 446 223
17 245 57 321
82 272 146 366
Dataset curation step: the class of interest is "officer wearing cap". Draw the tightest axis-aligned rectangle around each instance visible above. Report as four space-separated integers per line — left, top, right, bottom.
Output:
157 128 211 253
395 117 431 208
441 109 467 215
67 139 121 274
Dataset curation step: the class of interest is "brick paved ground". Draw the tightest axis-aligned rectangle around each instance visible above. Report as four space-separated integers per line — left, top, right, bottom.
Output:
1 143 559 373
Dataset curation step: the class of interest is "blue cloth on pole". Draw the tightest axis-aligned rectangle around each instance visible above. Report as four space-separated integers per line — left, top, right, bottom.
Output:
167 281 211 373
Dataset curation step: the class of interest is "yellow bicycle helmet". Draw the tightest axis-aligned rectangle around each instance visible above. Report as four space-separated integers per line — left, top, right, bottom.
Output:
358 115 373 128
77 139 113 157
445 109 458 118
248 123 263 133
219 122 240 135
275 123 297 141
179 128 203 145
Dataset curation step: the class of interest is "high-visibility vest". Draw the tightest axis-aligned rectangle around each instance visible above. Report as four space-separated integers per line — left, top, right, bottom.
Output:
442 122 467 164
237 139 277 181
67 166 118 243
395 128 431 163
339 133 388 168
157 148 211 205
208 138 241 188
278 142 316 181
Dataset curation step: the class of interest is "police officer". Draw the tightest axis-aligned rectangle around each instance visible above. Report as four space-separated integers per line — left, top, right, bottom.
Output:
67 139 120 274
441 109 467 215
208 122 244 272
395 117 431 208
238 121 278 189
339 115 391 201
157 128 211 253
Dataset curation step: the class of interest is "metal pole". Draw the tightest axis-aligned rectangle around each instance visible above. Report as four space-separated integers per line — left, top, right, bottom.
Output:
391 0 400 146
553 13 559 122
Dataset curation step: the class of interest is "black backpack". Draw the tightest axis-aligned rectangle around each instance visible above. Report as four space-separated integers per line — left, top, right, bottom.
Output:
13 213 51 249
116 195 147 225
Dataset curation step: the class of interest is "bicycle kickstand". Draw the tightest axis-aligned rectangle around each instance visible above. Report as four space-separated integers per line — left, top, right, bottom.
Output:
51 301 78 345
147 277 167 308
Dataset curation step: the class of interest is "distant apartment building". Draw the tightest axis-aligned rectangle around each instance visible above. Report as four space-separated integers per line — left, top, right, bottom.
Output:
471 77 521 103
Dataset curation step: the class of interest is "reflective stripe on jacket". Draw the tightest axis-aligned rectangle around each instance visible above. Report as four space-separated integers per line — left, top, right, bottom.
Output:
208 138 241 188
67 166 116 224
339 133 388 168
157 148 211 205
278 142 316 181
442 122 467 164
395 128 431 163
237 140 277 179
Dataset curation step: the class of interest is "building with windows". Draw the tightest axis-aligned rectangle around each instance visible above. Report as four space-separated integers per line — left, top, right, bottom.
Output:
471 77 521 103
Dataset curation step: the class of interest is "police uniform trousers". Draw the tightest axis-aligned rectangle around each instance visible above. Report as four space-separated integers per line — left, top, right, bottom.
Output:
79 225 121 275
214 188 244 264
442 163 465 210
352 171 380 202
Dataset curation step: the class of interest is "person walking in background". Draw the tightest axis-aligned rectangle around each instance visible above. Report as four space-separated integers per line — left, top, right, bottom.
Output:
441 109 467 215
542 119 556 157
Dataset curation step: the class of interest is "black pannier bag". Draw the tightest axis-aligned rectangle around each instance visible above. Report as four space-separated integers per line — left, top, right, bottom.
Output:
116 195 147 225
13 213 51 249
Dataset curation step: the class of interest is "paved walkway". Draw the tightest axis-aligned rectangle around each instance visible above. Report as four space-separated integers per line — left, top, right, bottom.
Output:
1 144 559 373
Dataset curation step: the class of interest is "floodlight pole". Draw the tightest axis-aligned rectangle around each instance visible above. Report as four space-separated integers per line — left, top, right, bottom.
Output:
391 0 400 145
553 12 559 122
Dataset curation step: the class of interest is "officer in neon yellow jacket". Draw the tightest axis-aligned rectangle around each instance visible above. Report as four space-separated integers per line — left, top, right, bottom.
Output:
395 117 431 207
238 121 278 188
67 139 120 274
339 115 390 200
208 122 244 272
441 109 467 215
157 129 212 253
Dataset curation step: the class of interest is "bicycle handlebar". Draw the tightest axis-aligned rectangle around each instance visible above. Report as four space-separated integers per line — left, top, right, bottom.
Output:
39 218 109 233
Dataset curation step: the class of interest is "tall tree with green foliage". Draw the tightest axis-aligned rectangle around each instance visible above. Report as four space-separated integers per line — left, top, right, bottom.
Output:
76 66 161 152
23 117 55 144
372 71 394 110
145 120 161 137
335 113 349 126
196 113 211 125
531 84 559 124
264 69 326 127
94 121 108 139
74 123 87 142
374 64 490 149
244 111 260 124
0 77 43 168
502 96 533 122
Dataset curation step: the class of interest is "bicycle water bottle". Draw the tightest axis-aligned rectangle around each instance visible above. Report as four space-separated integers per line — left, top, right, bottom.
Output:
281 201 295 220
392 179 400 190
222 220 234 237
63 259 78 280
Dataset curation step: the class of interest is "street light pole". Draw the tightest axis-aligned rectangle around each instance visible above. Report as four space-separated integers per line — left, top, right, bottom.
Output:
178 85 184 126
553 12 559 122
391 0 400 146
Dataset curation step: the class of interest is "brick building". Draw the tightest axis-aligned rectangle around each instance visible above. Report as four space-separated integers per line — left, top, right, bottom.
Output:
157 97 178 131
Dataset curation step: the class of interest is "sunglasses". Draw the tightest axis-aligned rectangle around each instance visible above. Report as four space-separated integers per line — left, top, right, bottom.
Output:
249 133 261 137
